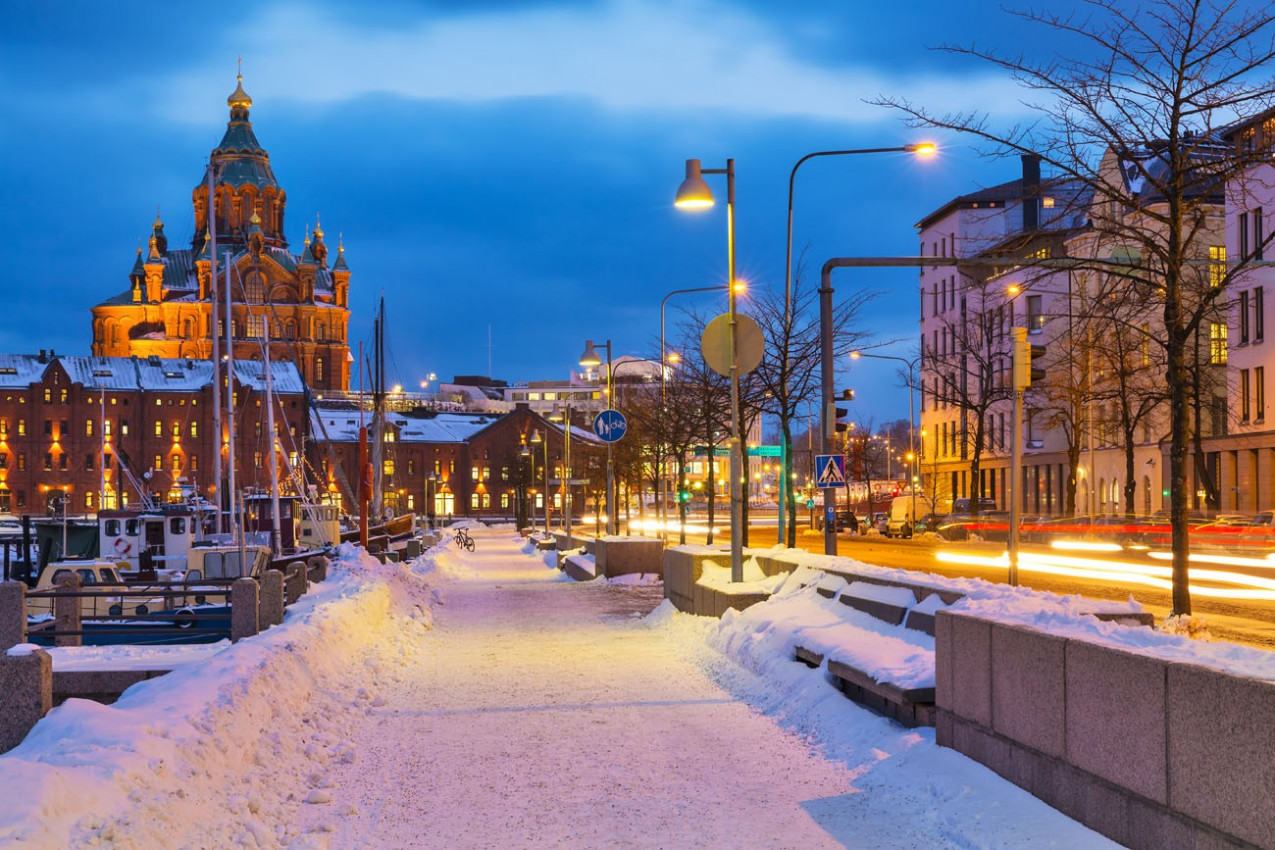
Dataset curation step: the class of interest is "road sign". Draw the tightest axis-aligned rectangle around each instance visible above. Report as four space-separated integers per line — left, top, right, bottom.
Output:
592 409 628 443
746 444 782 457
701 312 765 377
815 454 846 488
805 498 815 509
548 478 590 486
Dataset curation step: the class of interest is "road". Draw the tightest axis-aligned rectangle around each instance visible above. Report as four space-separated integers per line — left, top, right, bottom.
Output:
658 516 1275 649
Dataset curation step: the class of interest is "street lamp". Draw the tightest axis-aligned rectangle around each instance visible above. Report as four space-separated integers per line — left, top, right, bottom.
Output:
784 142 935 548
549 404 573 545
530 427 549 534
675 157 745 583
426 471 437 530
850 350 919 540
579 338 617 536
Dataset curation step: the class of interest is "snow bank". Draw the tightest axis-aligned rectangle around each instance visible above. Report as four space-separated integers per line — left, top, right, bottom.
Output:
0 543 449 848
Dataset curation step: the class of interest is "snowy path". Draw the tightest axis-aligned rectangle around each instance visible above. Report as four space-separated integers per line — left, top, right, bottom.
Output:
292 532 856 848
0 533 1123 848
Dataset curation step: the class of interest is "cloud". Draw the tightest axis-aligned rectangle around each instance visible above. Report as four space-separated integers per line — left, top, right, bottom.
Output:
155 0 1029 126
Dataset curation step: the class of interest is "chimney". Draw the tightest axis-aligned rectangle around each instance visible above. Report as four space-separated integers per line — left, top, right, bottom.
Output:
37 349 46 363
1021 154 1041 232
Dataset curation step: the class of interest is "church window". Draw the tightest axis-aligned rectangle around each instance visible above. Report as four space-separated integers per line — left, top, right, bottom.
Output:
244 272 265 304
315 357 325 383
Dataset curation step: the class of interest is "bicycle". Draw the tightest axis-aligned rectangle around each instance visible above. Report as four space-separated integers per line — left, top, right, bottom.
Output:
453 528 475 552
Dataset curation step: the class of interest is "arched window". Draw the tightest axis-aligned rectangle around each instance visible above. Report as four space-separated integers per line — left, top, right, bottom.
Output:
284 319 296 340
244 271 265 304
315 357 325 383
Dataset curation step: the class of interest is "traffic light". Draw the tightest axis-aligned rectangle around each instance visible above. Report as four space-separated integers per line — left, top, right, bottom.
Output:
841 388 855 402
834 406 850 433
1013 327 1047 390
677 489 691 503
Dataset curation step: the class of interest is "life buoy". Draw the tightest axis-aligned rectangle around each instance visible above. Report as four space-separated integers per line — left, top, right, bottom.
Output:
112 537 133 556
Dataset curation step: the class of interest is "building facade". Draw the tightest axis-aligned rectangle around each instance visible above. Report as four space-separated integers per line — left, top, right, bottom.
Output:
0 351 306 515
89 76 352 392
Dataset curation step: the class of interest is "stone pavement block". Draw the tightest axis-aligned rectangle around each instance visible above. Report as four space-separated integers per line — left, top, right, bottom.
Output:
934 610 954 709
0 581 25 651
1167 663 1275 848
0 649 51 752
260 570 285 629
946 613 993 726
1080 773 1132 847
595 538 663 578
231 577 259 643
1066 639 1168 804
990 623 1065 757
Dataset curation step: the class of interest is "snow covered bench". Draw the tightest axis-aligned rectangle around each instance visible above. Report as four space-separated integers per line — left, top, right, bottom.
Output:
795 577 951 728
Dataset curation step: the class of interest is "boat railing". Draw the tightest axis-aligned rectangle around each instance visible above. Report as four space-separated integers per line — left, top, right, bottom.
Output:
26 584 234 642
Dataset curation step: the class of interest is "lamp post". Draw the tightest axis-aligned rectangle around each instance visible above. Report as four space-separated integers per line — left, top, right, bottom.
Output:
550 405 573 545
578 339 616 535
778 143 936 544
850 350 919 540
675 158 745 583
529 427 549 534
426 471 437 530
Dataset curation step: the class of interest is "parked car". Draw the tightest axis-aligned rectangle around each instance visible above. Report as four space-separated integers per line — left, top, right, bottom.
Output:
913 512 948 536
951 497 999 514
815 509 860 533
871 512 888 534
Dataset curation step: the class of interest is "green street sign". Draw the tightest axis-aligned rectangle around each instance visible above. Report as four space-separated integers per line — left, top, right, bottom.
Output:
805 498 815 509
747 445 782 457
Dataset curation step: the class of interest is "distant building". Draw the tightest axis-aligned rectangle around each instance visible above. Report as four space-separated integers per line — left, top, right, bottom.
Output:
89 75 352 392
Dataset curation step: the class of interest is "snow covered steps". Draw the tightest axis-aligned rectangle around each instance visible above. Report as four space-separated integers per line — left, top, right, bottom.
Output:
795 579 954 729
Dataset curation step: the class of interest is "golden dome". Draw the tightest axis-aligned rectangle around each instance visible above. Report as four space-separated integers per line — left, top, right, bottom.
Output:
227 74 253 110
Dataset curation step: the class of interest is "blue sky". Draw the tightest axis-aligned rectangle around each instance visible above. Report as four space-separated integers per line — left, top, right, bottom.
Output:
0 0 1037 425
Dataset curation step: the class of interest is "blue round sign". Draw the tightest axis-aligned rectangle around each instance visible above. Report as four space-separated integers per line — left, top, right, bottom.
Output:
593 408 628 443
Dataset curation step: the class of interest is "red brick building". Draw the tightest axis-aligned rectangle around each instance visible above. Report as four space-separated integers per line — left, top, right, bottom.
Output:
0 351 306 515
312 403 599 523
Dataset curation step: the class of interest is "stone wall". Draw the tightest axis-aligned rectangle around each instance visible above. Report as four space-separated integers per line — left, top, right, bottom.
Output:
936 610 1274 850
594 537 663 578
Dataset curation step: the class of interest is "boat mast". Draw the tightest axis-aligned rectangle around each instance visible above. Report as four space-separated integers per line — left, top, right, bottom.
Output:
224 260 239 545
208 164 223 533
264 318 282 552
371 296 385 519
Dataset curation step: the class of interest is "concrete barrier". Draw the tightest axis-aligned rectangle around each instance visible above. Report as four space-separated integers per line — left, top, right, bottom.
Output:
54 572 81 648
935 610 1272 850
231 578 259 643
307 555 328 583
0 581 25 652
594 537 663 578
0 647 51 753
260 569 285 629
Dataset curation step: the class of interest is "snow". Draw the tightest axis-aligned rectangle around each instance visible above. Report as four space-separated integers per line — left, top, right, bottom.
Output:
0 532 1149 847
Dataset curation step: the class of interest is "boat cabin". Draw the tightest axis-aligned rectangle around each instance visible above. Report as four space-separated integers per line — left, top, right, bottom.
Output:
98 506 210 579
27 560 127 619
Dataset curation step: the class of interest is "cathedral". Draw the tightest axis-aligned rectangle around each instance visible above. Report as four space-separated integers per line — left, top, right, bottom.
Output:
90 76 352 392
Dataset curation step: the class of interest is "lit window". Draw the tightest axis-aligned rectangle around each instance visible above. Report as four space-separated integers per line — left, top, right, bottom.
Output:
1210 246 1227 287
383 459 395 476
1210 323 1229 365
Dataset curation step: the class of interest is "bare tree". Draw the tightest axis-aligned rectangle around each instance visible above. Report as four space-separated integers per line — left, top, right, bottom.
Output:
747 257 876 545
880 0 1275 614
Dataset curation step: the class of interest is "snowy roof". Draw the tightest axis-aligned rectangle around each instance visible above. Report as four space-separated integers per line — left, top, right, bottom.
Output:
310 406 504 444
0 353 303 394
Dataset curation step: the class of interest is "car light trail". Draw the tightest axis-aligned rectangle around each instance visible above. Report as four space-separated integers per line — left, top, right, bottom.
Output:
936 549 1275 601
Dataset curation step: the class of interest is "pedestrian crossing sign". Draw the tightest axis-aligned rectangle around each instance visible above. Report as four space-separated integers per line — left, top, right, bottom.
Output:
815 454 846 488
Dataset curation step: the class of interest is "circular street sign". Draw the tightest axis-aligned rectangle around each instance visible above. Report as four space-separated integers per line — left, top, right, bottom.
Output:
701 312 765 378
593 408 628 443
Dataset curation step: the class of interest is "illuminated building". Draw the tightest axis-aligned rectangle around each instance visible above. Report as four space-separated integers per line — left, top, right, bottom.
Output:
89 75 352 392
